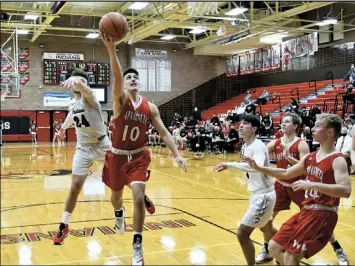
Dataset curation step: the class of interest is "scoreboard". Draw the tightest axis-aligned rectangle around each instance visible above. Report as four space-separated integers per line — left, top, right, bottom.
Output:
43 61 110 86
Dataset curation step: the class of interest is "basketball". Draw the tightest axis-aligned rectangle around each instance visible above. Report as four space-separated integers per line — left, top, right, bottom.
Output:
99 12 129 42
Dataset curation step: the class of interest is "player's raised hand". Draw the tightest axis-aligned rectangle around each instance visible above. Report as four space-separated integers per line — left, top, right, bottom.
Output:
100 33 115 51
175 156 187 172
213 162 228 172
242 156 259 170
60 76 80 89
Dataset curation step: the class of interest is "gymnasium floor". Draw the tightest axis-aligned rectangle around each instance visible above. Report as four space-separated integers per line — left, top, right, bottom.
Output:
1 143 354 265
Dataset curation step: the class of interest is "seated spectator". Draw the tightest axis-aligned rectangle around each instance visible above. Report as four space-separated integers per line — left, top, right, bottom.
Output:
261 112 273 138
225 125 239 153
148 126 161 146
253 89 270 105
343 64 354 82
191 129 206 157
301 126 317 152
243 90 252 105
211 126 225 154
335 127 352 173
211 114 222 128
245 103 256 115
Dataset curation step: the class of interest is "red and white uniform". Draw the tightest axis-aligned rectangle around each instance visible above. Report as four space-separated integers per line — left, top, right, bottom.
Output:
102 96 152 191
273 137 305 211
30 124 38 135
272 151 342 258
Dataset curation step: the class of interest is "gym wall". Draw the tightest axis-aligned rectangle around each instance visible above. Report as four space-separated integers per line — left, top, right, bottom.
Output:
1 35 226 110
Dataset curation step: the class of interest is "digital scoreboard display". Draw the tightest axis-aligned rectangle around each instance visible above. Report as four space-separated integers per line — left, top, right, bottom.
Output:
43 61 110 86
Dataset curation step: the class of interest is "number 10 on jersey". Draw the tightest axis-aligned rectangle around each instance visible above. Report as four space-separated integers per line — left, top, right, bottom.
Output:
122 125 140 142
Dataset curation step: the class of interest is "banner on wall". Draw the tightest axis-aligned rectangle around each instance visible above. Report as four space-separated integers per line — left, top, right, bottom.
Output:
254 49 263 73
245 51 255 74
43 92 72 107
226 55 239 77
239 53 247 75
135 48 168 58
308 32 318 55
271 44 281 69
281 39 295 71
262 47 271 71
43 52 84 61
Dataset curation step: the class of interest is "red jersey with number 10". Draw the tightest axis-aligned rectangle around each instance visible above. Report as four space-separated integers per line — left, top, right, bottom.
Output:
112 96 152 150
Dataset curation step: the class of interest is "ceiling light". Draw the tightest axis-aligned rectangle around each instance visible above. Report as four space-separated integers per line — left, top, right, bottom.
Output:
128 2 149 10
86 33 99 39
316 18 337 26
24 13 39 20
260 32 288 44
189 27 208 34
17 29 29 35
161 35 175 40
225 7 248 16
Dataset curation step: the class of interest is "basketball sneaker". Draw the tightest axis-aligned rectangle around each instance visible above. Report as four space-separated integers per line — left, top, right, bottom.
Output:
255 246 273 264
53 223 69 245
114 207 126 234
132 243 144 265
335 248 349 265
144 195 155 214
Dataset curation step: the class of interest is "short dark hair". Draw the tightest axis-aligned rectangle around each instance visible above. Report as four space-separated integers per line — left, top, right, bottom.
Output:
240 113 260 131
123 68 139 77
71 68 88 81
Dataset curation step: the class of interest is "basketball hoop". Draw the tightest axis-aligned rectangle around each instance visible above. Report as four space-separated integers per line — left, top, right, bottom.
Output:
188 2 219 17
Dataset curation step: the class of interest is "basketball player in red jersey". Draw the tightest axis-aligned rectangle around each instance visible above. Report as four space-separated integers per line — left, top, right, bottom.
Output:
245 113 351 265
101 33 187 266
256 113 348 265
256 112 309 263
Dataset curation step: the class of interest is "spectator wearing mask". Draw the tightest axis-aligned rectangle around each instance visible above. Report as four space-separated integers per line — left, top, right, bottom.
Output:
245 103 256 115
335 127 352 173
261 113 273 138
225 125 239 153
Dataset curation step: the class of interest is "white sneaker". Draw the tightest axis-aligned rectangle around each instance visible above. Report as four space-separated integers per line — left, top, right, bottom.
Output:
335 248 349 265
114 207 125 234
255 246 273 264
131 243 144 265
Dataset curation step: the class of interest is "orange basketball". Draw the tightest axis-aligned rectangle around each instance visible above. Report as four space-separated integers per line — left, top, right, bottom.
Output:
99 12 129 42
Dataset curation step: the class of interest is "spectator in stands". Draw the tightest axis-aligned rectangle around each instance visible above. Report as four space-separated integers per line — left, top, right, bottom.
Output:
300 106 312 127
335 127 352 173
211 114 222 128
211 126 225 154
172 112 183 127
191 126 206 157
290 97 299 113
172 125 181 149
261 112 273 138
243 90 252 105
343 113 355 129
192 106 202 123
343 63 354 82
310 105 322 128
245 103 256 115
253 89 270 105
225 125 239 153
301 126 314 151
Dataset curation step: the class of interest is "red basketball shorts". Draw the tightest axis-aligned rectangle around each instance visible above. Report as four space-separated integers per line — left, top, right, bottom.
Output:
274 180 305 212
102 149 151 191
272 209 338 258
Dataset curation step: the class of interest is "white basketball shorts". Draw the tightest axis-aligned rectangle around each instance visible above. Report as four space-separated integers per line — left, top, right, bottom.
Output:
72 139 111 176
241 188 276 228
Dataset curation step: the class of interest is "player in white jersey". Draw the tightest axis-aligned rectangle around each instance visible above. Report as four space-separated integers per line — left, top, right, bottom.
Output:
213 114 276 266
53 69 155 245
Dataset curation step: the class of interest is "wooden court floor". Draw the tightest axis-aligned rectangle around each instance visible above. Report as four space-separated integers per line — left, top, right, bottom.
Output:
1 143 354 265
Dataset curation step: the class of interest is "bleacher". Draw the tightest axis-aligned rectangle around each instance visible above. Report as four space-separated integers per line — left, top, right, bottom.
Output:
202 78 348 131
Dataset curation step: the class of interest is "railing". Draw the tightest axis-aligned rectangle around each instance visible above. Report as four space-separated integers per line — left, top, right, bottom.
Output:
325 71 334 88
323 98 337 114
291 87 300 102
271 93 282 112
309 79 317 95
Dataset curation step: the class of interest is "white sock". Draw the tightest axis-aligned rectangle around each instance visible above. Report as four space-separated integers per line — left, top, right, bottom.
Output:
133 231 142 236
61 211 71 225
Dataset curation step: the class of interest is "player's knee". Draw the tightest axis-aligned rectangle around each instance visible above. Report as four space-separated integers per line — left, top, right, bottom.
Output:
132 190 145 207
70 182 83 195
269 240 282 257
236 227 249 242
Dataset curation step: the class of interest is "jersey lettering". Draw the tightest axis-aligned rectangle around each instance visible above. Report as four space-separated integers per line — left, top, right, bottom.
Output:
74 114 91 128
122 125 140 142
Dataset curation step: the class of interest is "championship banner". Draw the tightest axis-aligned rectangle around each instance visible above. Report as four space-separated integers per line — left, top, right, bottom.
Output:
43 92 72 107
226 55 239 77
254 49 263 73
271 44 281 69
282 39 295 71
43 52 84 61
245 51 255 74
262 47 271 71
239 53 247 75
308 32 318 55
294 35 309 58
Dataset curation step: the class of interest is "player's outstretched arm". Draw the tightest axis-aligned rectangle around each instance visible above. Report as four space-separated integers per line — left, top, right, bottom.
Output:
243 155 306 180
293 156 351 198
101 33 127 106
149 102 187 172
